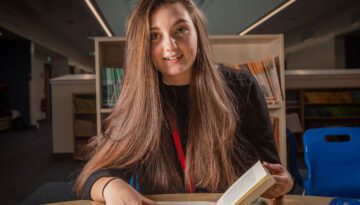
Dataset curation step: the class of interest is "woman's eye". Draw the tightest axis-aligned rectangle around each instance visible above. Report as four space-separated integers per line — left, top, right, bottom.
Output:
176 27 188 34
150 33 160 40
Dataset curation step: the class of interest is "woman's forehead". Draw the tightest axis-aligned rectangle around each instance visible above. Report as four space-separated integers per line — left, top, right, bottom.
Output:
150 3 193 28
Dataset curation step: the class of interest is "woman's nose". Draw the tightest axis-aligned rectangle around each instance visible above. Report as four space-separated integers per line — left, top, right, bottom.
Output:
163 35 177 52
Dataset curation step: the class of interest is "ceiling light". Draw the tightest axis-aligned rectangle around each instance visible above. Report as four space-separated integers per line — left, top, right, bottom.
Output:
84 0 113 37
239 0 296 35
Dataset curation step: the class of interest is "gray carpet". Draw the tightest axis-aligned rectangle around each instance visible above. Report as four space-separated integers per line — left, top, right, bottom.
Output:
0 121 84 205
21 182 77 205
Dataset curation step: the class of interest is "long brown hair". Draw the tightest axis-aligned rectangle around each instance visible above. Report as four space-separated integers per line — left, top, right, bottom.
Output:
76 0 243 195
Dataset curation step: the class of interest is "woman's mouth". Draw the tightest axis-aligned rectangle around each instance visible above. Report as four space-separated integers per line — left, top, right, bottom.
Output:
163 54 183 63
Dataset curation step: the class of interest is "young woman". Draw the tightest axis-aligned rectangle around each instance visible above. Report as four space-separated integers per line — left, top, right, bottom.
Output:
75 0 293 204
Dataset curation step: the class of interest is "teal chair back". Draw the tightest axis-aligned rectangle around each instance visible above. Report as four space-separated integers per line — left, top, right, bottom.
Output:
303 127 360 198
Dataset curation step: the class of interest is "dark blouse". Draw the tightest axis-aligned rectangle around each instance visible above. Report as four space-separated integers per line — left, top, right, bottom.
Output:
80 65 280 199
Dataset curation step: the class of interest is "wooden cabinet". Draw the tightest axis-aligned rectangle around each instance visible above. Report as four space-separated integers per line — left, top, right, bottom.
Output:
94 35 287 166
73 93 97 160
50 74 95 155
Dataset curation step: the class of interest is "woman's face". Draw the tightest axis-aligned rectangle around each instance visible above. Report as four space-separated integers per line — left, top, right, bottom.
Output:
150 3 198 85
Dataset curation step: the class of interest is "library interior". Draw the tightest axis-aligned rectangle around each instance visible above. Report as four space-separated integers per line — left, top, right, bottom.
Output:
0 0 360 204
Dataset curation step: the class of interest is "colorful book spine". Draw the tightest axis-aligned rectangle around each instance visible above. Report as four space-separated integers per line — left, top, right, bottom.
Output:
101 67 124 108
222 56 283 105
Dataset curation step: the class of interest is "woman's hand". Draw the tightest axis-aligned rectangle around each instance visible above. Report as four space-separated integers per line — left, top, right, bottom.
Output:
261 162 294 199
92 177 157 205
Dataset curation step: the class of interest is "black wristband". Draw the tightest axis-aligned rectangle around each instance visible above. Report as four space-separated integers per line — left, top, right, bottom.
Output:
102 177 118 199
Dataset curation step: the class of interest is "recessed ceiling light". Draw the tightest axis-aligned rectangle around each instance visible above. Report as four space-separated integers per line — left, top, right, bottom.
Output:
84 0 113 37
239 0 296 35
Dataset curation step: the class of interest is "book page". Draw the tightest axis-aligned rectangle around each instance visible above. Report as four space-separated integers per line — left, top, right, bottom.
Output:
216 161 274 205
158 202 216 205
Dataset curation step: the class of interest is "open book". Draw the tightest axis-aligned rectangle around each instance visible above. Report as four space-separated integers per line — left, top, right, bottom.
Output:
158 161 275 205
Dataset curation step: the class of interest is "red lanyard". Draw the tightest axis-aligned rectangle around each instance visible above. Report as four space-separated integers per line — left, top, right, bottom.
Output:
169 115 194 193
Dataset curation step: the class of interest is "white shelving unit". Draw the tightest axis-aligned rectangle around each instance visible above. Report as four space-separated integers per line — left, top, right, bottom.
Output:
95 35 287 166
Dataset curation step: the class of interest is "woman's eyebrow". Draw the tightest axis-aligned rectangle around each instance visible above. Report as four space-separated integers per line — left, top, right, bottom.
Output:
172 19 189 26
150 27 159 31
150 19 189 31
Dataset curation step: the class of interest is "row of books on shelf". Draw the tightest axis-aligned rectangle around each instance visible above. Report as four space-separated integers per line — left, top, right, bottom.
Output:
305 106 360 118
223 56 283 105
74 119 97 137
304 91 360 104
101 67 124 108
74 96 96 113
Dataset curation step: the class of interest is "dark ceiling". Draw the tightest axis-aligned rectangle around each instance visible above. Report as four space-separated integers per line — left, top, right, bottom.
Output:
1 0 359 56
250 0 360 34
0 0 106 53
92 0 288 36
0 27 26 41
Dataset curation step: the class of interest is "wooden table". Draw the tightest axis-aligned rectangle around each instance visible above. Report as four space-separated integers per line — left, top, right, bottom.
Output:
45 194 332 205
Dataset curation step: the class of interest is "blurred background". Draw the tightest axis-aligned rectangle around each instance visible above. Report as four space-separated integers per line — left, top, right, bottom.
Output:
1 0 360 204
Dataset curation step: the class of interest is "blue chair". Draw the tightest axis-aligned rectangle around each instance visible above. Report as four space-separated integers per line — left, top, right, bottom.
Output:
303 127 360 198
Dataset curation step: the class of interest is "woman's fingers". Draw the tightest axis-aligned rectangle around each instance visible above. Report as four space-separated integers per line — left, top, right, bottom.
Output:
261 162 294 198
263 162 284 173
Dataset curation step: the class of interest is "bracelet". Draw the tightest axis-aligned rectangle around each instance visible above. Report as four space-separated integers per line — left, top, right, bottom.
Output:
102 177 118 199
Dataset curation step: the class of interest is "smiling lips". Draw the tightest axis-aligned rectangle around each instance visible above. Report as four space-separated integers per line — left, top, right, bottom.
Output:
163 54 183 63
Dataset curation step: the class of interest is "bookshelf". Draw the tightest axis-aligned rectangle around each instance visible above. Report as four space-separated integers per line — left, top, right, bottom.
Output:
95 37 126 135
286 88 360 152
73 93 97 160
287 88 360 123
95 35 287 166
304 88 360 128
285 89 305 152
285 69 360 153
209 35 286 166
